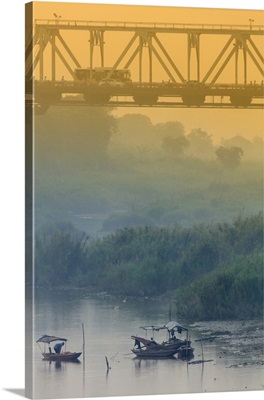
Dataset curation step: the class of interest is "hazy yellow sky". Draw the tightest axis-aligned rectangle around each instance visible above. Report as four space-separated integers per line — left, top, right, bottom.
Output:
33 1 263 25
29 1 264 142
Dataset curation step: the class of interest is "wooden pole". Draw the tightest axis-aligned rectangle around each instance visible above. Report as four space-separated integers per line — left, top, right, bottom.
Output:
82 323 85 368
201 340 204 362
105 356 110 372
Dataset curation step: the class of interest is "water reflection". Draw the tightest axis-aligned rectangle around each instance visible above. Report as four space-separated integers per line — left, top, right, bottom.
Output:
55 361 61 370
134 358 159 369
33 290 263 399
46 359 81 371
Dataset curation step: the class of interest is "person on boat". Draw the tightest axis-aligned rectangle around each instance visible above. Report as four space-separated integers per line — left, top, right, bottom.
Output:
171 328 176 340
54 342 65 354
148 337 158 346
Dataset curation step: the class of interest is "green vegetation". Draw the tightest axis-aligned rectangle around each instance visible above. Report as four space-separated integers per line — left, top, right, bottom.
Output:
215 146 244 169
35 213 263 320
174 253 263 320
33 107 263 320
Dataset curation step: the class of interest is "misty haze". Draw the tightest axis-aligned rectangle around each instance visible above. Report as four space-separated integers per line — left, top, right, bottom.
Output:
25 3 264 399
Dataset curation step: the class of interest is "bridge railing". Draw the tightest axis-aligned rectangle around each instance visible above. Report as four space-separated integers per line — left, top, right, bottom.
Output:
34 19 264 32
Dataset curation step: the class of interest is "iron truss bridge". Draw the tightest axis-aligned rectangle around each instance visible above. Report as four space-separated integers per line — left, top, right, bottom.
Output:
25 19 264 110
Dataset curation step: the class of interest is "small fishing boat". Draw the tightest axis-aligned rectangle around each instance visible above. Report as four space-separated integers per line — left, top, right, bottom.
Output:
36 334 82 362
131 321 194 359
177 344 194 359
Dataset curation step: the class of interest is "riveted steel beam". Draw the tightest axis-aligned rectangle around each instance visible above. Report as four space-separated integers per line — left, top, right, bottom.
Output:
239 36 264 78
105 32 138 78
28 20 264 86
152 34 185 82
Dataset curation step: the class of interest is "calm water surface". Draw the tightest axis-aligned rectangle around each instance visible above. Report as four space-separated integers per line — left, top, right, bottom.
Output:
31 289 263 399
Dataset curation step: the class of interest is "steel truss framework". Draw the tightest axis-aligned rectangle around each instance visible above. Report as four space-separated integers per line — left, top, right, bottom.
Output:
26 19 264 109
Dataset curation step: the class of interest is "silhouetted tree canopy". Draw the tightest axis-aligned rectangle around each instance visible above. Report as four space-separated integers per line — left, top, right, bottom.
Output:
35 107 117 170
155 121 185 139
215 146 244 168
162 135 190 157
187 128 213 158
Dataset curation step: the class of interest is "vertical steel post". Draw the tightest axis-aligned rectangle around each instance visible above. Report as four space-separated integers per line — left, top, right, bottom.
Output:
39 28 44 81
51 31 56 81
243 41 247 84
148 34 153 83
187 34 191 81
196 34 200 81
235 38 239 85
139 36 143 83
89 30 94 79
187 33 200 81
100 31 104 67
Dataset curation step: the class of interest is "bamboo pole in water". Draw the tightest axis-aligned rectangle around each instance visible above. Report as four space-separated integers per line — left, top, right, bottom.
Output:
201 339 204 362
105 356 110 372
82 323 85 367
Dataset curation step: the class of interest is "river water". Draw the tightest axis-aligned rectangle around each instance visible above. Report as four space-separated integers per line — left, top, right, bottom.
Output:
31 289 263 399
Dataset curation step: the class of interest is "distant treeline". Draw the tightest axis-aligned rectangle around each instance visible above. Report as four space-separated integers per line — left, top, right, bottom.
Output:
35 212 263 320
33 107 263 234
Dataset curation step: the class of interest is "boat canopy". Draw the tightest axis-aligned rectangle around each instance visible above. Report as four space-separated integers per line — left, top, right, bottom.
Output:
36 335 68 344
139 321 188 333
165 321 188 332
131 335 154 347
140 325 162 332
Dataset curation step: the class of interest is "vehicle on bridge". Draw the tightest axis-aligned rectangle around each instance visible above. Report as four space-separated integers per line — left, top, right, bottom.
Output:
98 78 126 88
74 67 132 84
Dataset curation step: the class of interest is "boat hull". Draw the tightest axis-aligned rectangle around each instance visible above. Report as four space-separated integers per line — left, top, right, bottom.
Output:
131 337 191 358
132 349 178 358
42 352 82 361
177 346 194 359
132 343 181 358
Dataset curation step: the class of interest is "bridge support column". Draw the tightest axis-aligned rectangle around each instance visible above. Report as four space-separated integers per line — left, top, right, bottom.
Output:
89 30 105 78
39 28 44 81
51 31 56 81
187 33 200 81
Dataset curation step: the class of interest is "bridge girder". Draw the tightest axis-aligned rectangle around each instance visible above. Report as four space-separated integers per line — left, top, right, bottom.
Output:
25 20 264 85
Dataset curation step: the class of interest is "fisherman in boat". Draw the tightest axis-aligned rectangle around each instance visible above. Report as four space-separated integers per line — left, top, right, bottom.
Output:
54 342 65 354
171 328 176 340
148 337 158 346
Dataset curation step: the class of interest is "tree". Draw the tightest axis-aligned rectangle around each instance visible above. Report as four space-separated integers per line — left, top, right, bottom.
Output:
116 114 156 149
35 107 117 170
186 128 214 158
215 146 244 168
162 135 190 157
156 121 189 157
155 121 185 139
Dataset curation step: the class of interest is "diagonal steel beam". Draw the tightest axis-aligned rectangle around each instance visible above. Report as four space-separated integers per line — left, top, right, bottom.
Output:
124 45 140 69
25 31 38 77
153 33 185 82
26 29 50 77
247 36 264 64
56 31 82 68
106 32 138 78
25 30 37 61
144 35 176 82
201 35 234 83
211 46 236 83
47 37 76 79
239 36 264 77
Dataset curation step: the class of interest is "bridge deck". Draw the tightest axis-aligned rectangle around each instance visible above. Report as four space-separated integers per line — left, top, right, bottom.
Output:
34 19 264 34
